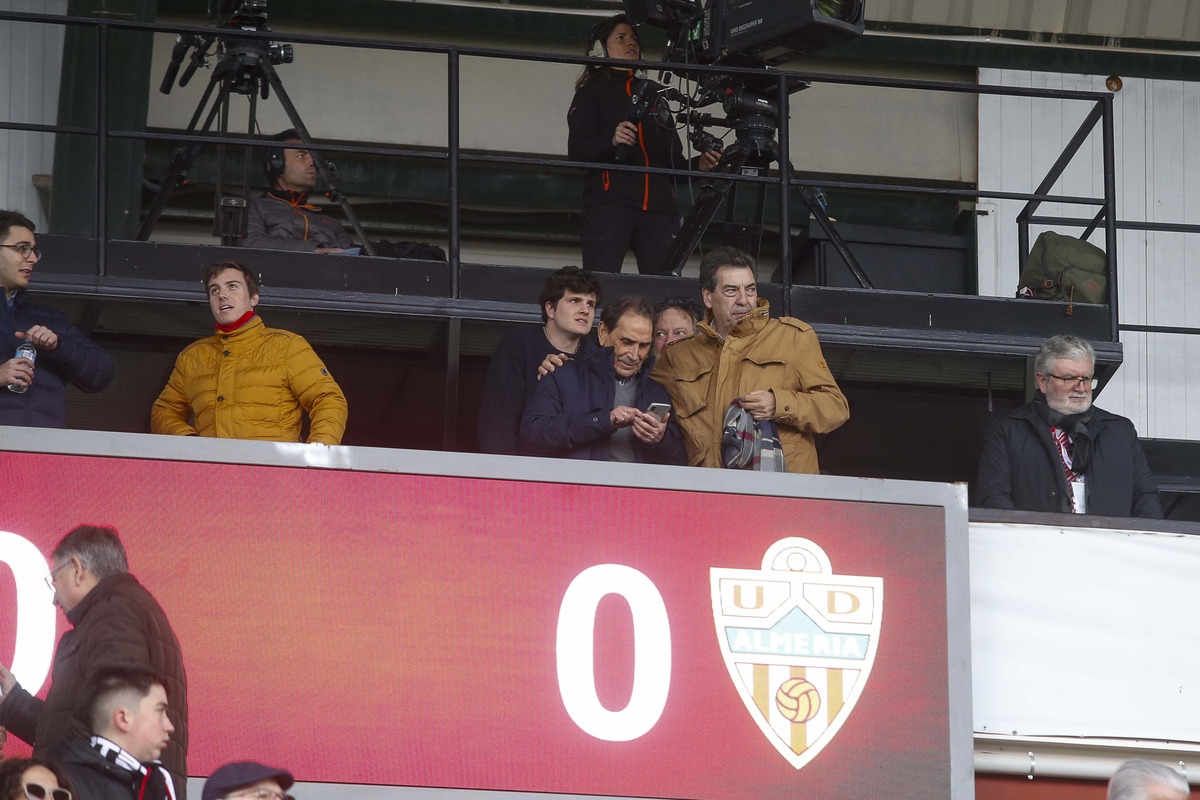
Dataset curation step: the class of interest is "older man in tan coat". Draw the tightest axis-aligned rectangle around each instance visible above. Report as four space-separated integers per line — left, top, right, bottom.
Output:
650 246 848 473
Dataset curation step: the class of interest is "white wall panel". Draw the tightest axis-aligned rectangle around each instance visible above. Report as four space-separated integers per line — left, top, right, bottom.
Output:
979 68 1200 440
0 0 66 229
870 0 1200 41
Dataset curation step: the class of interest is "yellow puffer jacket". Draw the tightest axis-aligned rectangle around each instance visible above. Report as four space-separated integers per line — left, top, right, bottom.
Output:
150 315 347 444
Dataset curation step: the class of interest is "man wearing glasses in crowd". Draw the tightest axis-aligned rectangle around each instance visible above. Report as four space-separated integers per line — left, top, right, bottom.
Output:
202 762 294 800
976 334 1163 517
0 526 188 798
0 210 113 426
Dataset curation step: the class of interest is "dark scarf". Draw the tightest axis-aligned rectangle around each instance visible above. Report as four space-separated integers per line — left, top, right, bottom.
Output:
1033 392 1094 474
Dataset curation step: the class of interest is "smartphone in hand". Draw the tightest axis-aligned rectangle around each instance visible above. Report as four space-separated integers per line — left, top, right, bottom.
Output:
646 402 671 422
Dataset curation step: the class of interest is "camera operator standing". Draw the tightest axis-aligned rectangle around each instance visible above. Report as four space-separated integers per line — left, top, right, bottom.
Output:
567 14 721 274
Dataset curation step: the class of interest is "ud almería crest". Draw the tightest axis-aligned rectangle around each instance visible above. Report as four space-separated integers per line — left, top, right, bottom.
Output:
711 537 883 769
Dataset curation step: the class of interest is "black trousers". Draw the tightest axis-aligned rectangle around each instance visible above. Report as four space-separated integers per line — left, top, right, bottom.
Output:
581 203 679 274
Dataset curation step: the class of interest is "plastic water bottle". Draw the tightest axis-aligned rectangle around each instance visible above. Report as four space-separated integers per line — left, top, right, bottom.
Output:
7 343 36 394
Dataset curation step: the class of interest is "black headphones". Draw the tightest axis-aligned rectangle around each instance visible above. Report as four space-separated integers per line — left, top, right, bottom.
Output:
263 146 286 183
588 20 608 58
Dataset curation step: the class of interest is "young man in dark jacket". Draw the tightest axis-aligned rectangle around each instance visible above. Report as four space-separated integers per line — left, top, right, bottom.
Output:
975 334 1163 518
477 266 603 455
520 294 685 464
0 526 189 798
47 667 178 800
0 210 113 426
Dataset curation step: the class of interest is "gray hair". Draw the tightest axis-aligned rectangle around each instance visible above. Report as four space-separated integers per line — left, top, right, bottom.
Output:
1034 334 1095 377
1108 759 1190 800
52 525 130 579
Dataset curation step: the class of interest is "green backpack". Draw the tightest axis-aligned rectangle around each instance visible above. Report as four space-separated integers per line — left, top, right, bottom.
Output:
1017 231 1108 308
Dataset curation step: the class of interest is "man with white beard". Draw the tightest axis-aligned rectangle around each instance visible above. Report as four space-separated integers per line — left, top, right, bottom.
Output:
975 334 1162 517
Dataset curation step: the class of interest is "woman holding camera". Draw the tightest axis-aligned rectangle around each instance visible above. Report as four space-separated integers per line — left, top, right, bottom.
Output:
567 14 721 274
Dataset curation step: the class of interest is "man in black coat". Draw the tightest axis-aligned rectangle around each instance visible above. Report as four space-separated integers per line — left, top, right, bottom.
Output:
47 666 178 800
521 294 685 464
975 334 1163 518
0 210 113 426
0 526 189 797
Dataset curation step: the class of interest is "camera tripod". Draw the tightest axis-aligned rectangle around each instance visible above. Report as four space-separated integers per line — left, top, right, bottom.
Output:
138 35 376 255
656 85 869 286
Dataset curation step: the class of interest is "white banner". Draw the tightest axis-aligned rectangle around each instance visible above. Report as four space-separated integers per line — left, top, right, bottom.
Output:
971 521 1200 742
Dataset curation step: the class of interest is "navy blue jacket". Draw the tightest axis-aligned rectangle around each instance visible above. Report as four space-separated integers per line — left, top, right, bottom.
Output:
0 289 113 427
478 325 561 456
520 344 685 464
975 402 1163 518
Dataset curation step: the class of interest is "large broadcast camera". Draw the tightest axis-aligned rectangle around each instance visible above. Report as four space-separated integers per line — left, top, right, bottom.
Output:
627 0 863 66
618 0 868 278
620 0 865 168
160 0 293 98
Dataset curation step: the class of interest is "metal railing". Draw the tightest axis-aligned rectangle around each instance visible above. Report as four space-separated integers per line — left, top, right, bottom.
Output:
4 7 1195 341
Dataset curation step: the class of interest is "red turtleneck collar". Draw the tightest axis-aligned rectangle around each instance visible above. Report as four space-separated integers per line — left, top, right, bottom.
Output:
216 310 256 333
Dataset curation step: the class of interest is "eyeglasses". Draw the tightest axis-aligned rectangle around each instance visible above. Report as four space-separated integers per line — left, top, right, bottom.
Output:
24 783 72 800
0 243 41 260
226 790 293 800
44 561 72 591
1045 373 1098 389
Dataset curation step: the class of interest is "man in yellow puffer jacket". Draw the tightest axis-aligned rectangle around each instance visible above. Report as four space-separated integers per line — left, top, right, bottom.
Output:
150 261 347 444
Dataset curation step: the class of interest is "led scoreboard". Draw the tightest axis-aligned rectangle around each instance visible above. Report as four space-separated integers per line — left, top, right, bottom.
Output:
0 430 972 800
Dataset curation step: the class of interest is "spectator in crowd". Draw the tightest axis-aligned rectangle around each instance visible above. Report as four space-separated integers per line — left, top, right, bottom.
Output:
652 296 701 357
1107 759 1189 800
567 14 720 274
0 526 188 798
0 758 72 800
650 246 849 472
244 129 354 253
202 762 294 800
47 667 177 800
975 334 1163 518
478 266 603 455
150 261 347 445
521 294 684 464
0 210 113 426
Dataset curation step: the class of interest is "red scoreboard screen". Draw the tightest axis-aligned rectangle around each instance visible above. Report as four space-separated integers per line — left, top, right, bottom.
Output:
0 436 971 799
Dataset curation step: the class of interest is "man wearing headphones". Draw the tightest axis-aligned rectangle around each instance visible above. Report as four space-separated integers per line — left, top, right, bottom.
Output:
244 129 355 253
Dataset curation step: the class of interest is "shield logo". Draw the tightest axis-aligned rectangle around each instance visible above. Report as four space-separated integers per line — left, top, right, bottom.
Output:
711 537 883 769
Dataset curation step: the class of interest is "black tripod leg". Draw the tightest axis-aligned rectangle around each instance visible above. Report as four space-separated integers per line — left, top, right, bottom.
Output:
657 147 751 276
136 76 226 241
262 63 377 256
796 185 873 289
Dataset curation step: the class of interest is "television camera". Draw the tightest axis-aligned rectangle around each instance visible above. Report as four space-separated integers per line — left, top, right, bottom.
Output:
618 0 870 282
142 0 374 253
